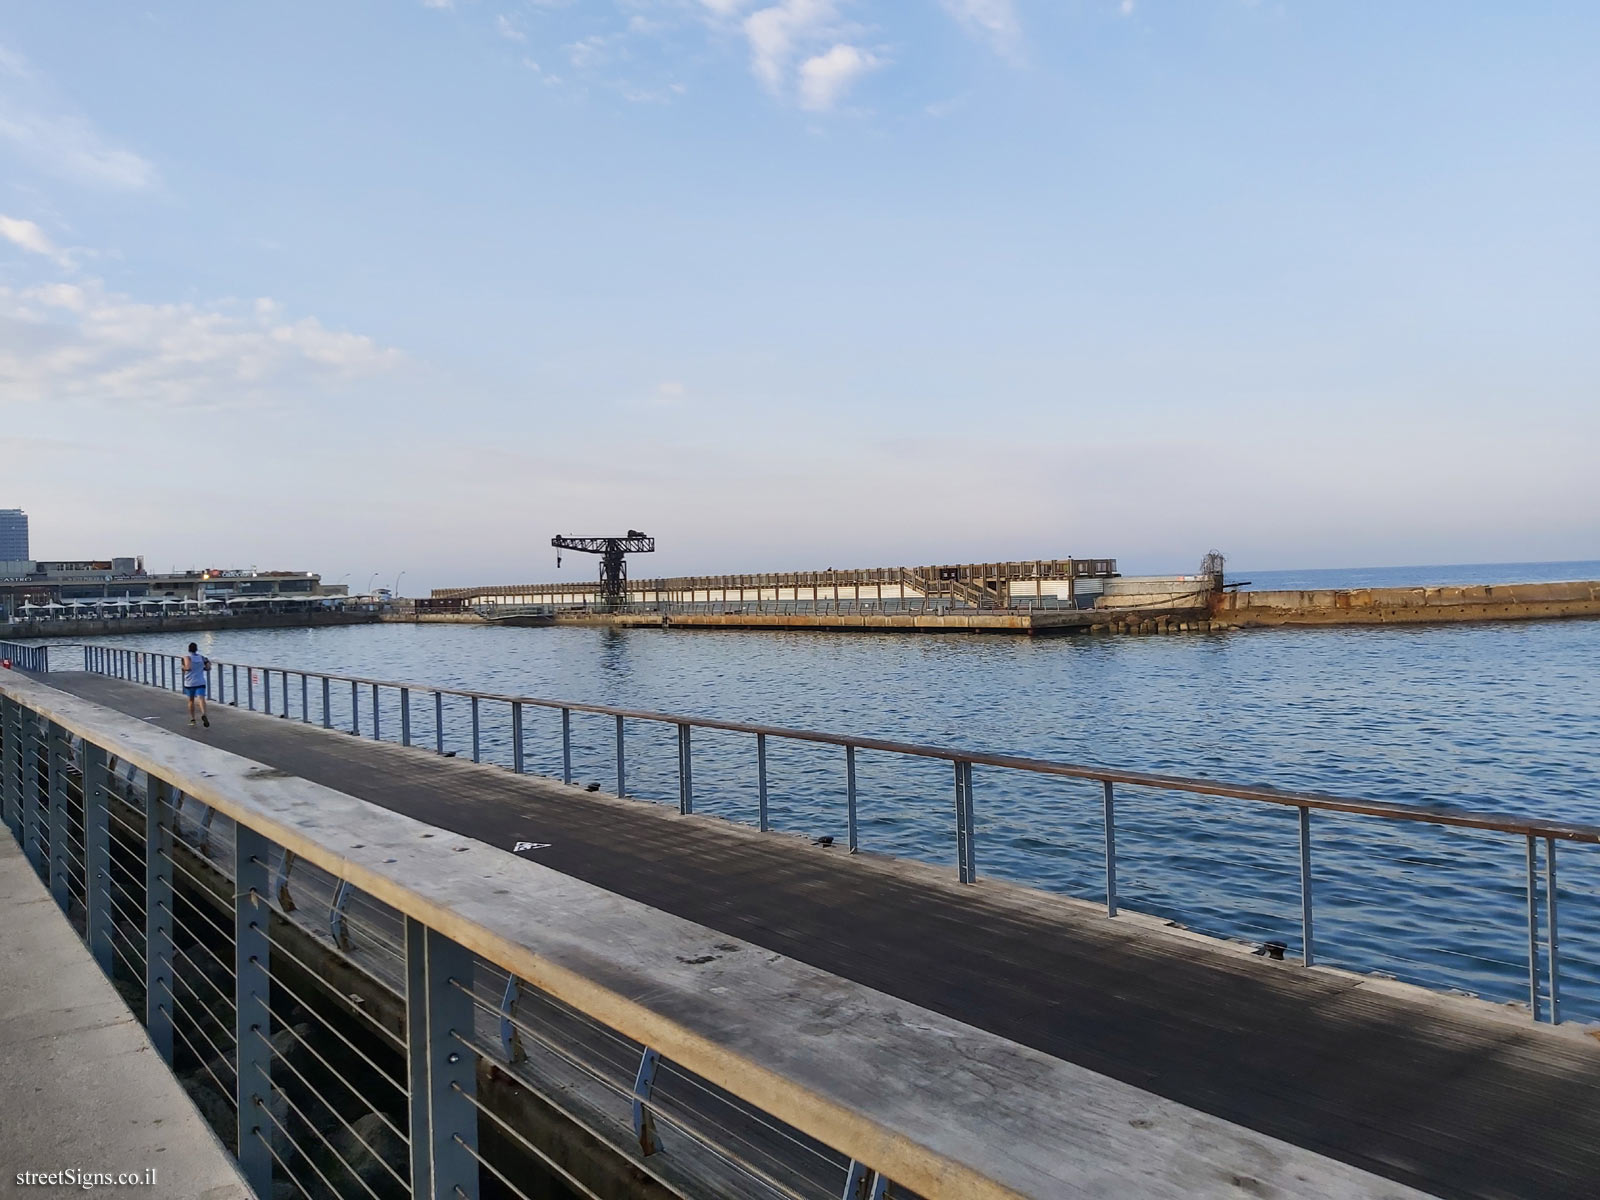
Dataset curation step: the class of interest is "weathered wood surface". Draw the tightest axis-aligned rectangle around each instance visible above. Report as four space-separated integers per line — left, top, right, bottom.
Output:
27 671 1600 1200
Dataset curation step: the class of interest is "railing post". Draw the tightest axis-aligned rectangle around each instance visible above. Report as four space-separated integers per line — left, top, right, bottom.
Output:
1 698 21 840
262 667 271 716
1103 780 1118 917
401 687 412 747
435 692 445 754
329 879 353 950
351 680 360 733
246 666 255 711
20 706 42 872
1526 835 1541 1022
404 918 435 1198
951 760 965 883
961 762 975 882
632 1047 662 1156
1546 836 1561 1025
843 1160 889 1200
46 722 68 908
757 732 768 831
615 715 626 797
497 975 526 1064
1298 806 1314 966
372 683 381 740
423 927 480 1198
846 744 858 852
232 663 240 706
83 742 112 973
562 708 572 785
301 673 309 723
471 696 480 763
322 676 331 728
235 824 273 1196
145 779 175 1065
511 702 524 773
677 724 693 814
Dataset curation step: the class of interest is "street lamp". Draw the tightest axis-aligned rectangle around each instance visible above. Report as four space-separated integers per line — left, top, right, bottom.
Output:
366 572 380 597
393 570 406 598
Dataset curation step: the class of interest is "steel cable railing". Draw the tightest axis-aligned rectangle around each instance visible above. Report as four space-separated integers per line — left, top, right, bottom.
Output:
10 663 1594 1199
1 676 926 1200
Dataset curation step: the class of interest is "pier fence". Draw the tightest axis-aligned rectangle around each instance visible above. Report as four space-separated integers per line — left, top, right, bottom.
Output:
0 640 49 672
1 665 1430 1200
0 679 962 1199
61 642 1600 1026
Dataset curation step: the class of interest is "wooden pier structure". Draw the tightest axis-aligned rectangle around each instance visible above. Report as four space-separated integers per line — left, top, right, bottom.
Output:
16 663 1600 1200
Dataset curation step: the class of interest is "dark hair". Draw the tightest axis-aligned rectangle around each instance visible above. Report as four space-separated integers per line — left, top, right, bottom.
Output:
188 642 198 652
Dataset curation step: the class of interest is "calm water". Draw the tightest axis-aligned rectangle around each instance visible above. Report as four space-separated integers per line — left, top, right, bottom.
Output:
62 570 1600 1021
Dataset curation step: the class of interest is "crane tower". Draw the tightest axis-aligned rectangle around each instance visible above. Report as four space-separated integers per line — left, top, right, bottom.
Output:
551 531 655 609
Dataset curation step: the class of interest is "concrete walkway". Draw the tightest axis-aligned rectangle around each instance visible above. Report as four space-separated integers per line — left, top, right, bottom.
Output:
0 837 249 1200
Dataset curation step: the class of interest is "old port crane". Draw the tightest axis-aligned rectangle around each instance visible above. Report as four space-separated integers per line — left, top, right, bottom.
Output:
551 530 655 608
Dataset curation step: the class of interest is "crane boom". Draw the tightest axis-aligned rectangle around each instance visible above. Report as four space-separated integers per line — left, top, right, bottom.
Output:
551 530 655 608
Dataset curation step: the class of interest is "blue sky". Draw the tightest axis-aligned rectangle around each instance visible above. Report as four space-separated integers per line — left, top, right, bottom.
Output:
1 2 1595 592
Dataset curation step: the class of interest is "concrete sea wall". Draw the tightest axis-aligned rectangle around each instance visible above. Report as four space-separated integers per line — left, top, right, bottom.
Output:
1211 580 1600 628
3 610 380 640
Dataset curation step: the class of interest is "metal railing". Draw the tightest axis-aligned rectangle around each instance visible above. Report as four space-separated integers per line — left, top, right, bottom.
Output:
78 643 1597 1025
0 641 49 672
1 676 1023 1200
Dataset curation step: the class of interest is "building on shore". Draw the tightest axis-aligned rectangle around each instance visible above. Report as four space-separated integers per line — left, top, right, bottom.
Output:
0 557 348 622
0 510 27 561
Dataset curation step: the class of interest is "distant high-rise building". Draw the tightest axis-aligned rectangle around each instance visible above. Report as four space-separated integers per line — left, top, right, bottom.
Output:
0 509 27 561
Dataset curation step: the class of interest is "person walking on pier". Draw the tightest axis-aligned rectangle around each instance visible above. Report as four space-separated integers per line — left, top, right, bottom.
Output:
181 642 210 728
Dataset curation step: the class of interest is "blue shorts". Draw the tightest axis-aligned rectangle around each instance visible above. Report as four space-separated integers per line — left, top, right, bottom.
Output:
184 685 207 698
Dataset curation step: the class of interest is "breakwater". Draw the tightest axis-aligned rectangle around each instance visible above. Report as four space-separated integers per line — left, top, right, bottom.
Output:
1212 579 1600 628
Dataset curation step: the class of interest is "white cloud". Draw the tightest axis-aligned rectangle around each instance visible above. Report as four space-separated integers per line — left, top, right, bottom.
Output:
1120 0 1135 14
522 58 563 86
0 214 56 258
421 0 454 9
566 34 618 69
743 0 837 92
0 279 403 409
699 0 755 17
495 14 526 42
939 0 1021 57
623 82 688 104
0 43 158 191
798 43 879 111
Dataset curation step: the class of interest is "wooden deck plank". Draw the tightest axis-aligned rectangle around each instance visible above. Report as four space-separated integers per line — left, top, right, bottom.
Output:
41 672 1600 1200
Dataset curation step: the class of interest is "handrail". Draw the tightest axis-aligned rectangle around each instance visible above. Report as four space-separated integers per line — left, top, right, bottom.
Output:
78 643 1600 846
0 669 1416 1200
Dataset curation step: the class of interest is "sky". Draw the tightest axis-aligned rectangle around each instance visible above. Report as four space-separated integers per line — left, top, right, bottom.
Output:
1 1 1596 594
